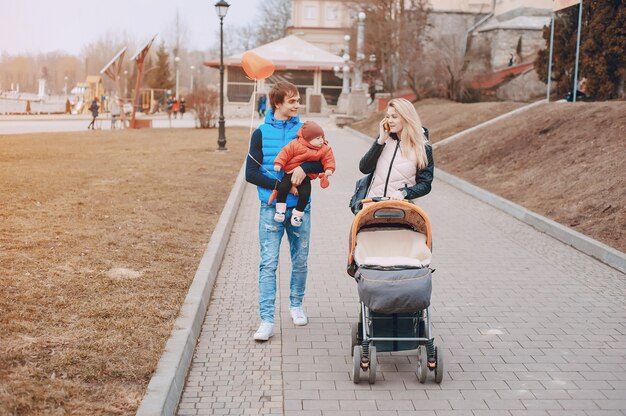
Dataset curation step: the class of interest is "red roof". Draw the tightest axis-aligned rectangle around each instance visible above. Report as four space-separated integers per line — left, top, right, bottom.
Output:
469 62 535 89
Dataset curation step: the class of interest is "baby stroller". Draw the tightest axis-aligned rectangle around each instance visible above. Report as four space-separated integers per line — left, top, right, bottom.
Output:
347 198 443 384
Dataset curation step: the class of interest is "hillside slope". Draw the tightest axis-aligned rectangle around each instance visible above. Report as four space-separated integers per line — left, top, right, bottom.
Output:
436 101 625 252
350 98 525 142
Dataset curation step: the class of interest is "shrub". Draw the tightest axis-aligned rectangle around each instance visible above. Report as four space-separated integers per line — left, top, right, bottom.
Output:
185 88 219 129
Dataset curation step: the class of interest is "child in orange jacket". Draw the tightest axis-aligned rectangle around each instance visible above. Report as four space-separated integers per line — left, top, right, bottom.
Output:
272 121 336 227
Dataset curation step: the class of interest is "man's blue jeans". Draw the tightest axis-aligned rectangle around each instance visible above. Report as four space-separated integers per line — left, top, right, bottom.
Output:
258 202 311 323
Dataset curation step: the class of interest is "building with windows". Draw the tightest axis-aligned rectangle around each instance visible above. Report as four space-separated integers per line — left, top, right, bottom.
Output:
205 0 554 117
288 0 552 71
287 0 355 54
204 35 345 117
426 0 552 70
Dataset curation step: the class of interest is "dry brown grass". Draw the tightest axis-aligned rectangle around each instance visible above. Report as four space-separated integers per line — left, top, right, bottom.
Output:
0 128 248 415
435 101 626 252
350 98 525 142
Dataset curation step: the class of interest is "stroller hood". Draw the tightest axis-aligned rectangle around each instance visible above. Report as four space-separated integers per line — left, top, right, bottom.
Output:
347 200 432 277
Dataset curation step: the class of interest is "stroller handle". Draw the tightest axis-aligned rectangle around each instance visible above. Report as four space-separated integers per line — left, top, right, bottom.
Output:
361 197 406 204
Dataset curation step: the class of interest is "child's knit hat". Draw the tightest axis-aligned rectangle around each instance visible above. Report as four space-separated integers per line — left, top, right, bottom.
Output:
298 121 325 141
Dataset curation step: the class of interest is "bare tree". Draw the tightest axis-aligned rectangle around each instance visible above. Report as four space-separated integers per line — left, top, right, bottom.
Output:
430 34 472 102
233 23 258 53
186 87 219 128
355 0 429 97
165 10 189 60
398 1 430 100
210 0 290 56
255 0 292 45
1 52 83 94
81 30 136 93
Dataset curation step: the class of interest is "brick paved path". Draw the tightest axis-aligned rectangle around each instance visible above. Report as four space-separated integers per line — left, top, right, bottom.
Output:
177 120 626 415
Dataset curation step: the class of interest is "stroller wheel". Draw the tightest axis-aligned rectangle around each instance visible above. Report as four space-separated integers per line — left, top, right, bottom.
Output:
368 346 377 384
350 323 359 355
417 345 428 383
352 346 362 384
434 346 444 383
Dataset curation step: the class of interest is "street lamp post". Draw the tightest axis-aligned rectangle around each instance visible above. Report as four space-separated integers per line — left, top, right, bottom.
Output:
215 0 230 151
190 65 195 91
341 35 350 94
174 56 181 100
354 11 366 92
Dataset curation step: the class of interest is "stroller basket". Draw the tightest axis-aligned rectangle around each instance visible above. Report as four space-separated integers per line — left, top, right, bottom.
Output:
369 312 422 352
356 267 432 314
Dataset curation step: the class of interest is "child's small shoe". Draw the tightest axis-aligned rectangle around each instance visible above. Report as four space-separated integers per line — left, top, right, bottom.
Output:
319 173 330 189
274 211 285 222
290 209 304 227
291 216 303 227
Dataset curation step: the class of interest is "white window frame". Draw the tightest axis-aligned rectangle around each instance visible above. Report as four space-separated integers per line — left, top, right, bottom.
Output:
304 5 317 20
326 6 338 21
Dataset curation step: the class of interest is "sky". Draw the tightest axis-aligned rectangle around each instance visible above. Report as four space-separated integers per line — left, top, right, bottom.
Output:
0 0 263 56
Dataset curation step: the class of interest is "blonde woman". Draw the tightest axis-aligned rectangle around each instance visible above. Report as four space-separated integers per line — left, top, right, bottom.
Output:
359 98 434 202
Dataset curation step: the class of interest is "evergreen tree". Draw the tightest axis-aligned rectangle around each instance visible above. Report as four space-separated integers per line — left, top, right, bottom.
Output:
536 1 625 100
149 42 175 91
581 0 625 99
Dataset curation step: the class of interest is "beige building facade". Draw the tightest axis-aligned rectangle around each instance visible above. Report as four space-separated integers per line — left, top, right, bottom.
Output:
288 0 355 54
286 0 553 100
428 0 551 14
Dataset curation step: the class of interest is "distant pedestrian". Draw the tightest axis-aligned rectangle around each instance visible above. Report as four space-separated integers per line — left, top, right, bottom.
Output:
166 97 173 127
172 99 180 119
166 97 173 117
566 76 589 102
257 94 267 118
87 97 99 130
180 98 186 118
110 96 120 129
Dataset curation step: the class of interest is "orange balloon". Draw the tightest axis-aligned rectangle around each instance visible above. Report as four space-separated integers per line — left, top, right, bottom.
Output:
241 51 275 80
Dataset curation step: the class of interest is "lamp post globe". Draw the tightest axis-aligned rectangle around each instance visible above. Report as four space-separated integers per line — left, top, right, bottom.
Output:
215 0 230 151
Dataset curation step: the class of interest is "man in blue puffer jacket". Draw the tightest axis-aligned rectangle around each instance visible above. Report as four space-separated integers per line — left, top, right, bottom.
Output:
245 81 323 341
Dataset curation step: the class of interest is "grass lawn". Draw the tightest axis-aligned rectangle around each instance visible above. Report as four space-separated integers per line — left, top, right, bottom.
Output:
0 127 248 415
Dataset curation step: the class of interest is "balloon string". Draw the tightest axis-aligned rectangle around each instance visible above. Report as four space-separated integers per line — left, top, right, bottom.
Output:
246 80 281 182
249 80 257 136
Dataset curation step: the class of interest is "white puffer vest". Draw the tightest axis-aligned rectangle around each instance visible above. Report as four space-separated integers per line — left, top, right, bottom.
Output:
367 138 418 199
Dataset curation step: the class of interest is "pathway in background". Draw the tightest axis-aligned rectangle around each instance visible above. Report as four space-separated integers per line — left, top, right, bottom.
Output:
177 120 625 415
0 114 252 135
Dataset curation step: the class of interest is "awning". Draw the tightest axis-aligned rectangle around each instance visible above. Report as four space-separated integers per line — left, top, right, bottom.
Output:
205 35 344 71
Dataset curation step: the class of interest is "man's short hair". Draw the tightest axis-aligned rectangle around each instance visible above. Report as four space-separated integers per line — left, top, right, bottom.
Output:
269 81 299 110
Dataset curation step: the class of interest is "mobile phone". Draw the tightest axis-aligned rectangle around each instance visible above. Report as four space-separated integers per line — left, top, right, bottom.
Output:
383 118 390 132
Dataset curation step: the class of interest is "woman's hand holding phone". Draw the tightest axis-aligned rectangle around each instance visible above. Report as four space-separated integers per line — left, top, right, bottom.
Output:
378 117 390 144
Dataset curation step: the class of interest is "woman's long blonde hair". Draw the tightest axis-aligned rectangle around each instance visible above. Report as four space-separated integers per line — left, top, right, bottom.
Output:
388 98 428 170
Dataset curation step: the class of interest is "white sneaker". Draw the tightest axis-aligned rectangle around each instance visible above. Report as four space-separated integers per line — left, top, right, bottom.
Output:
253 321 274 341
290 307 308 326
